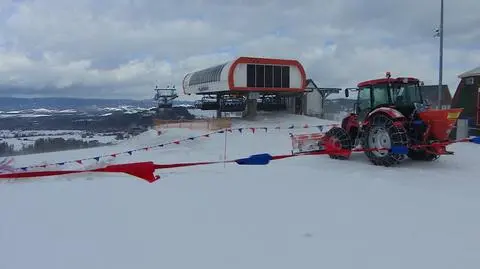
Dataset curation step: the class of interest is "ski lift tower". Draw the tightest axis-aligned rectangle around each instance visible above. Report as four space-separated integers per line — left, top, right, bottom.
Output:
153 85 179 110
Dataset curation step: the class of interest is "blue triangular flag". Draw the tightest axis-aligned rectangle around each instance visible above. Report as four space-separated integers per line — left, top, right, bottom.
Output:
470 136 480 144
235 153 273 165
188 137 195 140
390 146 409 154
127 151 133 155
288 125 295 129
238 128 243 133
57 162 65 166
317 125 324 131
21 167 27 171
94 157 100 162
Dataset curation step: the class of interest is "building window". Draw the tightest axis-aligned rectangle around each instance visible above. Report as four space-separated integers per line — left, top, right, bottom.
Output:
265 65 273 88
247 64 256 87
245 64 291 88
465 77 475 85
281 66 290 88
273 66 282 88
255 65 265 87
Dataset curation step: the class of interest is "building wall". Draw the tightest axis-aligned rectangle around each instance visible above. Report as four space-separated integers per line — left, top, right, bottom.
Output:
421 85 451 109
304 90 322 116
289 66 303 89
452 75 480 126
232 63 247 87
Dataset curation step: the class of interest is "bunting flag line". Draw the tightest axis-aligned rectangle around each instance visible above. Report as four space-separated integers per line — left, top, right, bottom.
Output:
1 136 479 183
0 158 15 173
8 122 339 173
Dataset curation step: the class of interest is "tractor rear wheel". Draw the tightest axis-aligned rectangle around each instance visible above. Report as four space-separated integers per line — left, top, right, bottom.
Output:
361 114 409 167
324 127 352 160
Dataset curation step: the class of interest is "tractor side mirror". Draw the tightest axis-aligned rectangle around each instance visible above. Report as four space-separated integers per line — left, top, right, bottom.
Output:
344 88 349 98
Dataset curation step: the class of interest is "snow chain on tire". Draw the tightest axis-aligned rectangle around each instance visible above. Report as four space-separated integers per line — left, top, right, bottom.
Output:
324 127 352 160
361 113 409 167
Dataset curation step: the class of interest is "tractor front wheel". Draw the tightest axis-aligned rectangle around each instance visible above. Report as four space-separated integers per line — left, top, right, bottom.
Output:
362 114 409 166
324 127 352 160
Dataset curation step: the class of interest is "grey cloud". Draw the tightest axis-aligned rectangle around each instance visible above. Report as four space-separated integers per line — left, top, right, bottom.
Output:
0 0 478 99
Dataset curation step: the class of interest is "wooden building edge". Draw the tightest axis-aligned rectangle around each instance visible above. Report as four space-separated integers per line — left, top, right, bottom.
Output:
451 66 480 129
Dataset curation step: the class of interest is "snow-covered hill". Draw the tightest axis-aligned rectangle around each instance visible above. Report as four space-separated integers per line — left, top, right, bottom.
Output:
1 113 480 269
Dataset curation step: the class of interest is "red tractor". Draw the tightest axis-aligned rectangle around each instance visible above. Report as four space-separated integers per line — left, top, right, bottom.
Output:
314 73 463 166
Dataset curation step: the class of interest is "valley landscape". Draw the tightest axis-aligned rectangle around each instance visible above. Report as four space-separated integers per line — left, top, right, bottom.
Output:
0 97 198 156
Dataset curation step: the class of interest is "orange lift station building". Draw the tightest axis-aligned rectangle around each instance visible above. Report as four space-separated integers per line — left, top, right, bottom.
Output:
182 57 308 117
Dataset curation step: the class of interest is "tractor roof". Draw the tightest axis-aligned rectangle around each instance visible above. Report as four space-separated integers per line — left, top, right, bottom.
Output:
357 77 420 87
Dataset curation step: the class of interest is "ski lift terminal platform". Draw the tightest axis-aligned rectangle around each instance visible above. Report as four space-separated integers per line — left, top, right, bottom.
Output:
183 56 337 118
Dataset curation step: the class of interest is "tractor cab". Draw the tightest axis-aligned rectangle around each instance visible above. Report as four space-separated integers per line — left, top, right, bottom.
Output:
346 73 426 121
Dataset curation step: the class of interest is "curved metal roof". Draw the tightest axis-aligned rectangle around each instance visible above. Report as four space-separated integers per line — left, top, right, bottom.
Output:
459 66 480 78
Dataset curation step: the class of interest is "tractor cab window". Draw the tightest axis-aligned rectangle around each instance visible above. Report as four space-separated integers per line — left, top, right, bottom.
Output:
357 87 371 112
391 84 422 105
372 85 390 108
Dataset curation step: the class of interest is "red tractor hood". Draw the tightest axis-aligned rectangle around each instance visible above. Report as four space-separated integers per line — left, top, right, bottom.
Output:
417 108 463 141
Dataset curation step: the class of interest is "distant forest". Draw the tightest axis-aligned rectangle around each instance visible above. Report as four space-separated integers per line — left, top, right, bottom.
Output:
0 137 109 157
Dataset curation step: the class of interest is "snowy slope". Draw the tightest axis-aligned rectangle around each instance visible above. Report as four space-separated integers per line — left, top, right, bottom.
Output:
1 113 480 269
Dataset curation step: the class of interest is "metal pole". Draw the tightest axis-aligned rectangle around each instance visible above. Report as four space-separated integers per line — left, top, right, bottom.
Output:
438 0 444 109
223 128 227 168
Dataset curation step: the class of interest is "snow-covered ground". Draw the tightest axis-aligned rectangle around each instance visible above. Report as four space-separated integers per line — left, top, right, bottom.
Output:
1 112 480 269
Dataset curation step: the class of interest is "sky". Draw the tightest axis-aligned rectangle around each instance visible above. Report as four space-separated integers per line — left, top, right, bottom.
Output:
0 0 479 101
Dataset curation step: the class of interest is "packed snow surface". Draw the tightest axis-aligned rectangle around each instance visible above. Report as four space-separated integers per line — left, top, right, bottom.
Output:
1 113 480 269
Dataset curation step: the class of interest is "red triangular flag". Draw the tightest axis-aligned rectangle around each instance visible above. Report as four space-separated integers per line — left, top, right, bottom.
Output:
76 160 83 164
95 162 159 183
250 128 256 133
